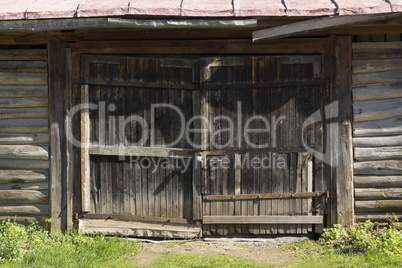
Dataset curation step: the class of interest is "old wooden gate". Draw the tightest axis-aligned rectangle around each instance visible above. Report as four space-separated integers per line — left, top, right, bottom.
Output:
78 54 328 238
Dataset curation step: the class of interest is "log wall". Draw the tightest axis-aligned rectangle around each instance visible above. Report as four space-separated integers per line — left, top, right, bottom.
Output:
0 49 49 224
352 40 402 222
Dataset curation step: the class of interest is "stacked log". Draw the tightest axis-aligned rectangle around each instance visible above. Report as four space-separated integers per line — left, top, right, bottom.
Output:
0 49 49 224
352 42 402 222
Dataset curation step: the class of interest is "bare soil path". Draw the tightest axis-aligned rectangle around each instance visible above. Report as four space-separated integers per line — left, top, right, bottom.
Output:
133 240 301 267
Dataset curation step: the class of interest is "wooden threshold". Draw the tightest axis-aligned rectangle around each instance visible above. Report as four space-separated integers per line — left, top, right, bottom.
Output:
203 216 323 224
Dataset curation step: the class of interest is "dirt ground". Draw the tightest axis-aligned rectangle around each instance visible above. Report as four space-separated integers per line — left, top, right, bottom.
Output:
133 240 301 267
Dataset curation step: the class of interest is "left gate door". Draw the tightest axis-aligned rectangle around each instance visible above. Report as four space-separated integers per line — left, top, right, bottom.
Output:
78 55 202 238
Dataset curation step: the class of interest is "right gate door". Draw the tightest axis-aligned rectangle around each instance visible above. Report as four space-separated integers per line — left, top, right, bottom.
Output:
200 55 327 235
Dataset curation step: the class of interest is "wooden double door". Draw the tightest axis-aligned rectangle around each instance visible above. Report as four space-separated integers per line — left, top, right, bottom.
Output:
79 54 327 237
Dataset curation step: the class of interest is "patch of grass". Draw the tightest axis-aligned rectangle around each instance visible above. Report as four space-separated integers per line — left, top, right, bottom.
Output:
0 220 141 268
285 240 402 268
150 253 271 268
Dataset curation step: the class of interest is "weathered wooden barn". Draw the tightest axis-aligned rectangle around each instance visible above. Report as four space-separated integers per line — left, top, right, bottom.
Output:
0 0 401 238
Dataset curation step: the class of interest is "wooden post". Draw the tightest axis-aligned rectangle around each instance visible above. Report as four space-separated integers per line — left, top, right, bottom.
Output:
48 42 67 231
333 36 355 227
80 85 90 212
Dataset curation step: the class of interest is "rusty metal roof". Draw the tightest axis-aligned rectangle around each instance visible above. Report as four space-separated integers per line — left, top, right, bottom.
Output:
0 0 400 20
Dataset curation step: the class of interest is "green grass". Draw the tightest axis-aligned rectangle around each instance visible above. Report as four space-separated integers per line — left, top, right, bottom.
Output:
284 239 402 268
0 221 141 268
150 254 271 268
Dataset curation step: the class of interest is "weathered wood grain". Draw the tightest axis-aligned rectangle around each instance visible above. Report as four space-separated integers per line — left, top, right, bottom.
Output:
203 216 323 224
0 204 49 215
334 36 354 227
0 72 47 86
355 200 402 213
353 116 402 137
88 145 193 158
79 219 201 239
352 82 402 101
355 188 402 200
352 42 402 50
354 176 402 188
0 159 49 169
0 145 48 160
0 50 47 61
0 61 47 73
352 59 402 74
353 48 402 60
353 69 402 85
0 169 48 184
0 118 49 133
0 133 49 145
0 86 48 98
0 107 48 120
75 39 330 55
353 135 402 147
0 190 48 204
355 213 402 222
355 146 402 161
0 98 48 108
353 98 402 122
0 183 48 190
354 160 402 175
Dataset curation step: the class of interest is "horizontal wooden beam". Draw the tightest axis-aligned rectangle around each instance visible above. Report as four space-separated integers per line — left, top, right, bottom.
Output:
88 145 193 158
353 48 402 60
79 214 198 225
354 160 402 175
0 107 48 120
75 38 330 55
204 80 326 90
352 59 402 74
253 13 400 42
0 72 47 86
0 159 49 169
79 219 201 239
0 98 48 108
0 50 47 61
0 183 48 190
355 200 402 213
355 188 402 200
355 213 402 222
353 116 402 137
203 216 323 224
0 204 49 215
353 135 402 147
0 145 48 160
0 169 48 184
354 146 402 161
0 86 48 98
0 61 47 73
0 18 257 32
0 134 49 145
201 148 309 155
203 191 327 201
0 118 49 133
82 79 199 90
353 69 402 86
354 175 402 188
0 190 48 204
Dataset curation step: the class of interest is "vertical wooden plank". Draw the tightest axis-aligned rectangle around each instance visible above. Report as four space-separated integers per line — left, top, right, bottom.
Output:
49 43 67 231
307 155 313 232
234 153 242 233
80 84 90 213
333 36 355 227
191 83 201 220
65 47 73 232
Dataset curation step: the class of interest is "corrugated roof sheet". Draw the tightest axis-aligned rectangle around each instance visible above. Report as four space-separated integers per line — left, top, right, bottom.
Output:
0 0 400 20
